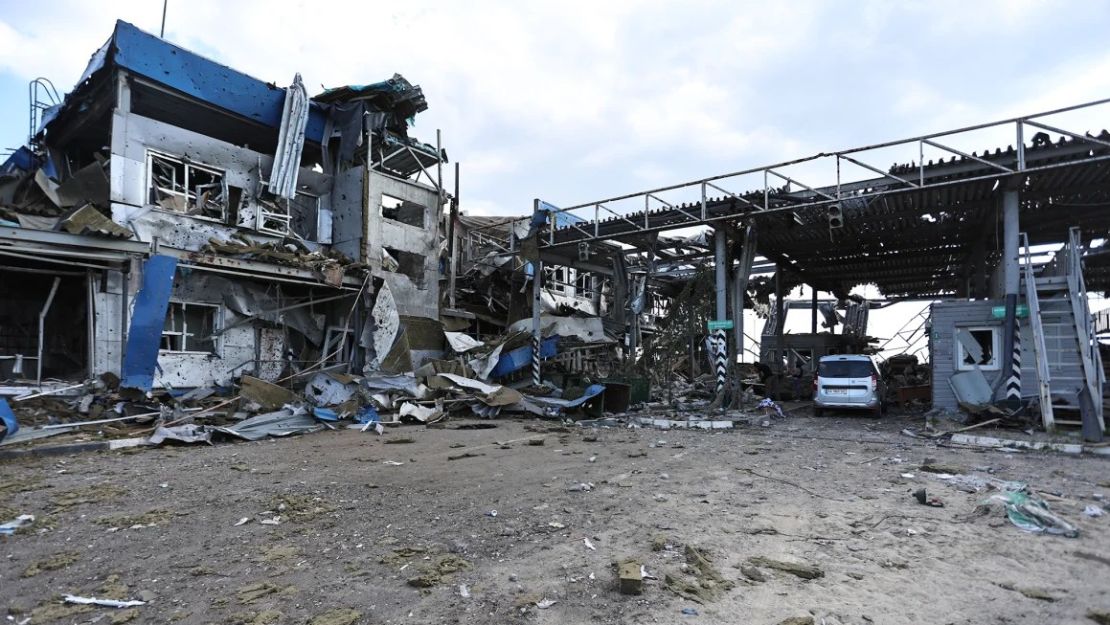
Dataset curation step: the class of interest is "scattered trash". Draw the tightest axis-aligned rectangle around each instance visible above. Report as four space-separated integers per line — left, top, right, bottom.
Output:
682 607 699 616
568 482 594 492
583 537 596 551
548 521 566 529
746 556 824 580
1084 505 1105 518
382 461 405 466
0 514 34 535
618 560 643 594
234 517 250 526
912 488 944 508
535 598 557 609
976 490 1079 537
259 517 282 526
486 510 498 518
458 584 470 598
63 595 146 608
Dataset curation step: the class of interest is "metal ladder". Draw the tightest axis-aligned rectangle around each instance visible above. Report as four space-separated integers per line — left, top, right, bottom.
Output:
1064 227 1105 437
28 78 60 146
1022 232 1054 431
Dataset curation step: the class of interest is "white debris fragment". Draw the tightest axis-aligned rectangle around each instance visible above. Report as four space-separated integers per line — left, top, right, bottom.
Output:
234 517 250 527
568 482 594 492
535 598 557 609
0 514 35 535
63 595 145 608
259 517 282 526
641 565 658 580
1084 504 1105 517
548 521 566 529
588 456 597 463
583 537 596 551
383 461 405 466
458 584 470 598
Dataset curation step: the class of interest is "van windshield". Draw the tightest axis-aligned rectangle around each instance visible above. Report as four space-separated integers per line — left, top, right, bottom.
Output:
819 360 873 378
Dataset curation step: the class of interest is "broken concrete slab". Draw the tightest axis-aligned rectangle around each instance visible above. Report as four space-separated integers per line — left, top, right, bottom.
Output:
240 376 300 412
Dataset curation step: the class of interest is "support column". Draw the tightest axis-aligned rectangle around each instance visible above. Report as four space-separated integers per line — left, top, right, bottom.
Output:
811 287 818 334
714 228 729 396
531 258 543 387
1002 189 1022 406
774 263 785 371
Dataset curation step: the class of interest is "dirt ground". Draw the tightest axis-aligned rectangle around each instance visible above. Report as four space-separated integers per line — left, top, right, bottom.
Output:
2 408 1109 625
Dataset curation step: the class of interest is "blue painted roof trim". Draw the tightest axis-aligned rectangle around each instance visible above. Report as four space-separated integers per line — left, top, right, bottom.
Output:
102 21 328 142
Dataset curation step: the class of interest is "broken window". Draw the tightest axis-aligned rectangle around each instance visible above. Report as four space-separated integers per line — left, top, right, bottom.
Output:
147 151 227 221
258 190 319 237
161 302 219 354
380 194 426 228
383 246 426 287
956 326 999 371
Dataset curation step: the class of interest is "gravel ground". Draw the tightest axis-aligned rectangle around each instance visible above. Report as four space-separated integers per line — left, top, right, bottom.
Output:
2 409 1108 625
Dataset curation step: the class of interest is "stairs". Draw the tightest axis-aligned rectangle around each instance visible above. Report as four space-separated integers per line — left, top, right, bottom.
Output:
1022 228 1105 438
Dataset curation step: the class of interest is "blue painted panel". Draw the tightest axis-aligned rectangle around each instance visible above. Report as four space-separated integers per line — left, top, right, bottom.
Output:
110 21 327 142
491 336 559 378
121 255 178 391
0 398 17 442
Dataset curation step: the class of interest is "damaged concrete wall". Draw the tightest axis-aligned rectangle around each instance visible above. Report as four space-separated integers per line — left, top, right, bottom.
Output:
330 166 366 262
152 271 255 388
930 300 1037 411
92 263 140 379
108 109 333 249
365 171 439 318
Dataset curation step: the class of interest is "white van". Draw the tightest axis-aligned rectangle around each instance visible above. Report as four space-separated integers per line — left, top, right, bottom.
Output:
813 354 884 416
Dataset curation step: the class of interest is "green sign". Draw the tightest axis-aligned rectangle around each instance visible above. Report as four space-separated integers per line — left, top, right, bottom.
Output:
707 320 734 331
991 305 1029 319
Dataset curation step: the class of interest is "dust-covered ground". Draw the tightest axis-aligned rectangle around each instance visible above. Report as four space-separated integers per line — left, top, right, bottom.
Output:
2 409 1109 625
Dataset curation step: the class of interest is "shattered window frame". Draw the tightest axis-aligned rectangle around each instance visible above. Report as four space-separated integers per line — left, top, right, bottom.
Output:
380 193 427 228
257 189 320 237
146 150 229 222
160 301 222 355
955 325 1000 371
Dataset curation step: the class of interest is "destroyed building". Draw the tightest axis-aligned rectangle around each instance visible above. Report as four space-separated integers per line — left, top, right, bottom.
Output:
0 20 447 395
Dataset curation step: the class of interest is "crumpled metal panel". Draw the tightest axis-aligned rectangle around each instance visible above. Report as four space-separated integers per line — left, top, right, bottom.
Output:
61 20 327 142
121 255 178 392
269 74 309 200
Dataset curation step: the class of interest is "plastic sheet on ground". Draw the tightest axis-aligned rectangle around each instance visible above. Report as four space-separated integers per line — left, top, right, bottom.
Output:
445 331 484 353
149 424 212 445
399 402 442 423
978 489 1079 538
214 408 322 441
362 373 427 398
437 373 523 406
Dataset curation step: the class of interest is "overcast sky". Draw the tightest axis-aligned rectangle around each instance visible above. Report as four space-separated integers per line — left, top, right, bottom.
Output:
2 0 1110 219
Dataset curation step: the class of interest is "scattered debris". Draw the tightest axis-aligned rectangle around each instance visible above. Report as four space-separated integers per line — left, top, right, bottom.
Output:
746 556 824 580
618 560 643 594
535 598 557 609
0 514 34 535
976 490 1079 537
62 596 145 608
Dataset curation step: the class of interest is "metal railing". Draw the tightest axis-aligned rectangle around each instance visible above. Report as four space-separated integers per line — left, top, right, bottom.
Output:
1023 232 1054 432
535 97 1110 248
1065 227 1105 432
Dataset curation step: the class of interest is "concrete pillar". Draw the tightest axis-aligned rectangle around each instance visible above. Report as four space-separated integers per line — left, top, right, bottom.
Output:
774 263 785 371
1001 189 1021 406
811 287 818 334
714 228 727 321
1003 190 1020 296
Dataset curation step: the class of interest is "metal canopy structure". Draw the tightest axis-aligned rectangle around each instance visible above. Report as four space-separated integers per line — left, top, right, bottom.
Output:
535 98 1110 298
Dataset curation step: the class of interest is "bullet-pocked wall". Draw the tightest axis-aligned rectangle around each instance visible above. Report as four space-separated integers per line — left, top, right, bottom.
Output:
108 75 335 251
365 170 440 319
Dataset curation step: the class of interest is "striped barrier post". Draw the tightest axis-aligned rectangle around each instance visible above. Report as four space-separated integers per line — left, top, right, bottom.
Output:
1005 324 1022 406
714 329 727 395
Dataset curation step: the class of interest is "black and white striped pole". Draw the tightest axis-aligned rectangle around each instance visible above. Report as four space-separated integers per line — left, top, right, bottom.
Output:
1005 318 1022 404
531 257 543 387
1001 189 1022 409
714 329 727 395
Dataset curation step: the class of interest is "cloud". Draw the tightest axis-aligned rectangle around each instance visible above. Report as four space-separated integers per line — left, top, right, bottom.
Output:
1 0 1107 219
